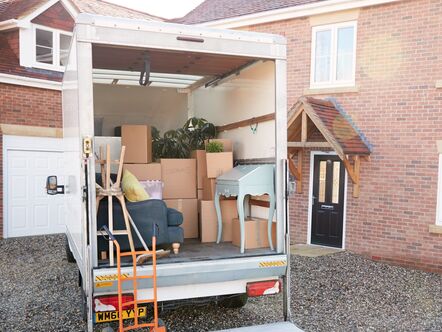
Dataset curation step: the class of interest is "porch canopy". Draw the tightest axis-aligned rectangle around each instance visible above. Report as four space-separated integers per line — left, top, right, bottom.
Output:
287 97 371 197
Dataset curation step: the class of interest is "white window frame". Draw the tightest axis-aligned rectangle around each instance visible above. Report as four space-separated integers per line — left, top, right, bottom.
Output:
32 24 72 72
435 154 442 226
310 20 357 89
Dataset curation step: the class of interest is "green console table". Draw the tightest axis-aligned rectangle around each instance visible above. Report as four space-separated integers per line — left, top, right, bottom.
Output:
214 164 275 253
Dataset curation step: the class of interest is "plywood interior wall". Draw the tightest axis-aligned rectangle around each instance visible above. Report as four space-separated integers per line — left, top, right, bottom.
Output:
93 84 188 136
191 61 276 160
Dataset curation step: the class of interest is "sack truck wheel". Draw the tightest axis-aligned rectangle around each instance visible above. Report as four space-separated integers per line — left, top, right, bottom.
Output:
218 294 249 308
65 237 76 263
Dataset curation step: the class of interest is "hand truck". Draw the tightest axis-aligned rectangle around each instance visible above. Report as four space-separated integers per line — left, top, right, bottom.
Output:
102 225 166 332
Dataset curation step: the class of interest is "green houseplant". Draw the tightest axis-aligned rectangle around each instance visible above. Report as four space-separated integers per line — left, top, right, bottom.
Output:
152 117 217 160
183 117 216 151
206 140 224 153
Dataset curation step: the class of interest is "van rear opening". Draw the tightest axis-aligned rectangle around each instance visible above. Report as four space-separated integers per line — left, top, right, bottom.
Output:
91 47 280 268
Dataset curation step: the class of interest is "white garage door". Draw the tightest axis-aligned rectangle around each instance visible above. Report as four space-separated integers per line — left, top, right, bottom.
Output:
4 136 65 238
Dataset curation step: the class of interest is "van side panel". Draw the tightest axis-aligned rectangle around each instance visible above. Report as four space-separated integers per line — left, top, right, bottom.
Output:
63 35 86 275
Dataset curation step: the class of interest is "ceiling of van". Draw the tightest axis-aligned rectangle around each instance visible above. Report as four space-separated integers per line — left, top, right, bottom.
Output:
92 44 259 77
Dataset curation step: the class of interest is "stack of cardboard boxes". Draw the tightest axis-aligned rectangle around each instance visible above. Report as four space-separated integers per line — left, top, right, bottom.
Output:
120 125 198 240
196 139 239 243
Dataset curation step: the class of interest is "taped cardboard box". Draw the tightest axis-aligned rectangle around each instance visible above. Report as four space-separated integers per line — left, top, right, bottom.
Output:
199 200 238 243
197 189 203 200
206 152 233 179
202 177 216 200
205 139 233 152
120 125 152 164
232 217 276 250
164 198 198 239
161 159 196 199
191 150 207 189
123 163 161 181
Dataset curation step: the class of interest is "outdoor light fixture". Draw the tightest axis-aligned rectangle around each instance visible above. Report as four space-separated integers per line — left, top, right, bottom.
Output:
139 53 151 86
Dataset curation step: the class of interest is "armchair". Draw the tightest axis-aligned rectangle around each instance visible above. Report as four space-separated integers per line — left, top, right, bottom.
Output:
96 175 184 255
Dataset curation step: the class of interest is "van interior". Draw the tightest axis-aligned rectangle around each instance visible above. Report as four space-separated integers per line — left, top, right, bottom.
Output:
91 44 278 267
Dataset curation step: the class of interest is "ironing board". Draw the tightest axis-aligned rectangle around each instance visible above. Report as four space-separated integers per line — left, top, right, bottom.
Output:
214 164 275 253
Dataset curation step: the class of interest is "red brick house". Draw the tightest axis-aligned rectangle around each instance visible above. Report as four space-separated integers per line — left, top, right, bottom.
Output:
0 0 159 237
176 0 442 272
1 0 441 273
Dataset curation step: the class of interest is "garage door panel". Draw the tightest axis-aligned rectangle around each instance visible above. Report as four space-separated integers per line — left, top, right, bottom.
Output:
10 176 28 199
10 206 27 230
34 204 49 228
9 155 28 169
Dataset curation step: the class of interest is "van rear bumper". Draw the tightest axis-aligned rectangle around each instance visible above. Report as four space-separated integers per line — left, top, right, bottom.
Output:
93 254 288 297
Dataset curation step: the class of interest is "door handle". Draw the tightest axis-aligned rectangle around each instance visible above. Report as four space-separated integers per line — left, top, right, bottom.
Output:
320 204 334 210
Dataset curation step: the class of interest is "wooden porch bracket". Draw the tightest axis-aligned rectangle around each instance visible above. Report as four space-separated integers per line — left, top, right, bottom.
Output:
288 150 303 193
342 155 361 197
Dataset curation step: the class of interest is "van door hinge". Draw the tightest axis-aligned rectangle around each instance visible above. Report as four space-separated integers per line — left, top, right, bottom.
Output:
83 137 92 156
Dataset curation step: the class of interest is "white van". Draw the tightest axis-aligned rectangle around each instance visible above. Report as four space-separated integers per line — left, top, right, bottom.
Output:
59 13 291 331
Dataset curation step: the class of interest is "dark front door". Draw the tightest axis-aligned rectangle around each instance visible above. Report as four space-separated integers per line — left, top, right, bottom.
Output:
311 155 345 248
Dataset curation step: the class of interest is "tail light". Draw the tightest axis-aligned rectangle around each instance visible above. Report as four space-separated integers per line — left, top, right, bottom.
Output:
94 294 134 312
246 279 282 297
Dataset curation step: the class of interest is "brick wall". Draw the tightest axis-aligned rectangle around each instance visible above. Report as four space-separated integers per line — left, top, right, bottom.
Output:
4 30 19 58
242 0 442 272
32 2 75 32
0 83 62 237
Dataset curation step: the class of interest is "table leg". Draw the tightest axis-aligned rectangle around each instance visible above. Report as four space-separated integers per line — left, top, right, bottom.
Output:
237 193 246 254
268 193 276 251
215 192 223 244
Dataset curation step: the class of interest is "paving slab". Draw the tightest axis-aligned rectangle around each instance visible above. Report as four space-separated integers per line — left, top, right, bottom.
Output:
290 244 342 257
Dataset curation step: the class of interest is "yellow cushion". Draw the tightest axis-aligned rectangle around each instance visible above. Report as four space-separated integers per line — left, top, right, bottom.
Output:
121 170 150 202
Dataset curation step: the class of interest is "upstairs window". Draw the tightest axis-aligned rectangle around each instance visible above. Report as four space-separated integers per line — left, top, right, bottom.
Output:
33 26 72 71
310 21 357 88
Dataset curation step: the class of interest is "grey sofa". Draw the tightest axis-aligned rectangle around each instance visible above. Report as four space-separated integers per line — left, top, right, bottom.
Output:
96 174 184 254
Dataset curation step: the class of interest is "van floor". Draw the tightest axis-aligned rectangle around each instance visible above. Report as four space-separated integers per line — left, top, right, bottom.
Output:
98 239 276 267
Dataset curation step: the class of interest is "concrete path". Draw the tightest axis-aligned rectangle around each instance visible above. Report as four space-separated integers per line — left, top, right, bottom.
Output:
290 244 342 257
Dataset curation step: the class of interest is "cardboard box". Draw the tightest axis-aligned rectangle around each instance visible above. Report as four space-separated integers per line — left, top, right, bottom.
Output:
164 199 198 239
205 139 233 152
161 159 196 199
121 125 152 164
206 152 233 178
232 217 277 250
191 150 207 189
197 189 203 200
202 177 216 200
199 200 238 243
123 163 161 181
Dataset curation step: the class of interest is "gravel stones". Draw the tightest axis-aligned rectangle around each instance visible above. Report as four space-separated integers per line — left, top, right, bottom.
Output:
1 235 440 331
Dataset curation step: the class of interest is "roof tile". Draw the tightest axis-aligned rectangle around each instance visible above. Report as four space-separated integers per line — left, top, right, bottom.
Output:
174 0 324 24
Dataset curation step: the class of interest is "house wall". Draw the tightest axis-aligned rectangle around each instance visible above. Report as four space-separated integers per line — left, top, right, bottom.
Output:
241 0 442 272
31 2 75 32
0 83 63 237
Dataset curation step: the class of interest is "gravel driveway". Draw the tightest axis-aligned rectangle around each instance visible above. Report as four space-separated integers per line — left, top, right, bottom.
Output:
0 234 440 331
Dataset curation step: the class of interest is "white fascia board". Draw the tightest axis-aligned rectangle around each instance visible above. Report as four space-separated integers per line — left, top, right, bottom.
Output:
60 0 79 19
0 19 18 31
0 73 62 91
199 0 401 29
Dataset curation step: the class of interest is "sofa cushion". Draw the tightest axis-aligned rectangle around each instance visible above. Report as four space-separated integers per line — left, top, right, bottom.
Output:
122 170 150 202
167 208 184 226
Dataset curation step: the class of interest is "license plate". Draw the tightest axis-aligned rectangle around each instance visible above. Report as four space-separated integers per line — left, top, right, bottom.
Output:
95 307 147 323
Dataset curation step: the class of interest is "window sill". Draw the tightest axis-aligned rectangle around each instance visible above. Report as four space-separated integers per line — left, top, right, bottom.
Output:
436 80 442 89
429 224 442 234
304 86 359 96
